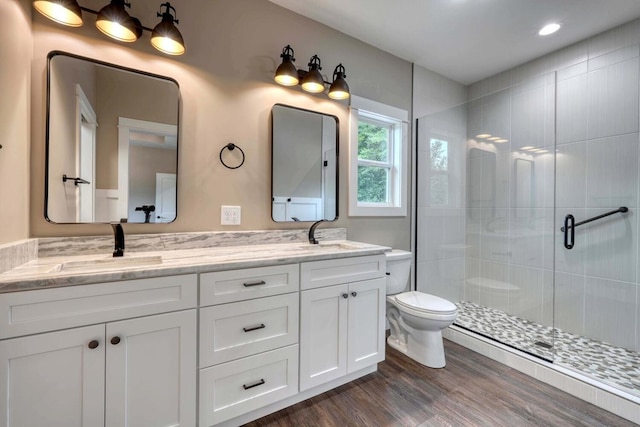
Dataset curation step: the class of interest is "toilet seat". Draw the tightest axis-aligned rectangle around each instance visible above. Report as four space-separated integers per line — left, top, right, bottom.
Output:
395 291 457 316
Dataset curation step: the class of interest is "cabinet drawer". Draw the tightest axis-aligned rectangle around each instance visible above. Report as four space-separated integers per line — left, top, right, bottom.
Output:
0 274 197 339
300 255 385 290
200 264 299 306
200 293 299 367
199 345 298 426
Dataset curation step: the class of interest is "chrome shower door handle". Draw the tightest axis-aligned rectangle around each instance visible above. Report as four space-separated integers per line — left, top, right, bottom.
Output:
564 214 575 250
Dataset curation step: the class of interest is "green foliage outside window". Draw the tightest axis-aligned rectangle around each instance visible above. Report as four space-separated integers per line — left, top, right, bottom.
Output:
358 121 390 202
358 122 388 161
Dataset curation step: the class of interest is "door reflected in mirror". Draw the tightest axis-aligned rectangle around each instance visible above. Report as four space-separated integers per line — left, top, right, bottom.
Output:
271 104 338 222
45 51 179 224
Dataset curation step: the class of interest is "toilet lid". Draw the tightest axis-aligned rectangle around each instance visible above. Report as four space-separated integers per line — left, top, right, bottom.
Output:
395 291 457 315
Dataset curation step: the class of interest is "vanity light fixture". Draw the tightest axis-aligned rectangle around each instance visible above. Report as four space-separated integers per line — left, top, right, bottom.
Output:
274 45 351 100
95 0 141 42
301 55 326 93
328 64 350 100
274 45 299 86
33 0 186 55
33 0 83 26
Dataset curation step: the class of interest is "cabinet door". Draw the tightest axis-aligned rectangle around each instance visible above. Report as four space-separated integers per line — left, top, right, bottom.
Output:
105 310 197 427
299 284 348 391
0 325 105 427
347 278 386 373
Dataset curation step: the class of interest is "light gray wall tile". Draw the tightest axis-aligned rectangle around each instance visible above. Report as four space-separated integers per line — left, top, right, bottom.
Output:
585 276 637 350
418 258 465 303
557 73 588 144
554 271 586 335
587 58 639 140
508 264 544 323
584 207 637 283
555 141 588 209
588 18 640 60
585 133 639 209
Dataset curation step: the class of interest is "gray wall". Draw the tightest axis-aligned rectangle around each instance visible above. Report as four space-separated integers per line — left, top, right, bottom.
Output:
25 0 413 252
0 0 31 244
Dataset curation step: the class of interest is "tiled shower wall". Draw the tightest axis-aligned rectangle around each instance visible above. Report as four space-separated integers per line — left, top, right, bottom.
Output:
417 18 640 353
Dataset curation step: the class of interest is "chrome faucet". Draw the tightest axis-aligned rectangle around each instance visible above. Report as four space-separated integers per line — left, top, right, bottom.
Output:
111 223 125 257
308 219 326 244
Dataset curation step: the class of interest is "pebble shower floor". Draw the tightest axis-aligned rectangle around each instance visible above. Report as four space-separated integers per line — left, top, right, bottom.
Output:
455 301 640 397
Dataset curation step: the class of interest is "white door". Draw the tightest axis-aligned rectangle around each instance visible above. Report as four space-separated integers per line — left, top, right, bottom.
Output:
105 310 196 427
76 84 97 223
0 325 105 427
299 284 348 391
78 118 96 222
155 172 177 223
347 278 386 373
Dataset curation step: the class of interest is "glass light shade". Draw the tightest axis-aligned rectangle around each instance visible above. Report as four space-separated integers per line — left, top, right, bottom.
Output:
301 69 325 93
151 17 185 55
96 1 139 42
33 0 83 27
274 60 299 86
328 75 350 100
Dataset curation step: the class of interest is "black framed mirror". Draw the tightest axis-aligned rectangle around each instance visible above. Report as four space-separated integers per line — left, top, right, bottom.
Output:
45 51 180 224
271 104 339 222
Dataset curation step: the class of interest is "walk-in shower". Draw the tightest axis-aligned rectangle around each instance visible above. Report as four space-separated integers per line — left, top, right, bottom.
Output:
416 46 640 399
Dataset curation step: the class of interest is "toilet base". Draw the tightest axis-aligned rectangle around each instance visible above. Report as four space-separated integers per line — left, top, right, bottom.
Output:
386 334 408 355
387 330 447 369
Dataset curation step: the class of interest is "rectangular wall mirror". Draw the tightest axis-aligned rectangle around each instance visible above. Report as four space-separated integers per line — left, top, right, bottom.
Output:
45 51 180 224
271 104 338 222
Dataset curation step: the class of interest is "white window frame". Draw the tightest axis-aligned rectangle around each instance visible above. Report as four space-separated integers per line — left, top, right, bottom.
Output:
349 95 408 217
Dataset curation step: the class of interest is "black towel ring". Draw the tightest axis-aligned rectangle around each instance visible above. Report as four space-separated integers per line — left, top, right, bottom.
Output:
219 143 245 169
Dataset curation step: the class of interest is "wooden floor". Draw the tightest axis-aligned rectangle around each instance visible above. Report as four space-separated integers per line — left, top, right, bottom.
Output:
244 339 636 427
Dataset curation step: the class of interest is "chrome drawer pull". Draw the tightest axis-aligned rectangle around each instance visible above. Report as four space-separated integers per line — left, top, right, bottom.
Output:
243 280 266 287
243 323 266 333
242 379 265 390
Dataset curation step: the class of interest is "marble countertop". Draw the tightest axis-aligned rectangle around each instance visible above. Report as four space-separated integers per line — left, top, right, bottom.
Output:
0 240 389 294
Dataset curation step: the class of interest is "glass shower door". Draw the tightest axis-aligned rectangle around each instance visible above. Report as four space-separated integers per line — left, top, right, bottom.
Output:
553 50 640 396
415 72 558 361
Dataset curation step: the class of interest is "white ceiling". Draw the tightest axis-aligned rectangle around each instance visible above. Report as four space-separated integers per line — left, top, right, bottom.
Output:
268 0 640 85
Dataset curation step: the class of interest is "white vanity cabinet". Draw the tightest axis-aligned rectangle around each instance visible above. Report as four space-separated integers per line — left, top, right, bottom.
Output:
198 264 300 427
0 275 197 427
299 255 386 391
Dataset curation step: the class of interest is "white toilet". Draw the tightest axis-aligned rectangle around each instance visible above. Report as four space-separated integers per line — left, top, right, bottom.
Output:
385 250 458 368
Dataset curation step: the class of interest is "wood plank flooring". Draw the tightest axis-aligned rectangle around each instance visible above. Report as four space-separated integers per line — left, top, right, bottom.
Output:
244 339 636 427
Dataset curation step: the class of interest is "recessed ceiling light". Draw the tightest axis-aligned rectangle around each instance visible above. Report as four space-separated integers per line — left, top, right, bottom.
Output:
539 23 561 36
476 134 491 139
487 136 500 141
521 146 535 150
495 139 508 143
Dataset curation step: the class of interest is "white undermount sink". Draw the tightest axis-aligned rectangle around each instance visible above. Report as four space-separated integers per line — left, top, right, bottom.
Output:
56 255 163 273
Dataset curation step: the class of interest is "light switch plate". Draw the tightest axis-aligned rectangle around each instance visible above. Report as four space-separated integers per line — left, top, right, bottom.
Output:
221 206 241 225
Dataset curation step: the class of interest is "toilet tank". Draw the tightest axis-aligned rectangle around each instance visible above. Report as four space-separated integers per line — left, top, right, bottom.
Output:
385 250 412 295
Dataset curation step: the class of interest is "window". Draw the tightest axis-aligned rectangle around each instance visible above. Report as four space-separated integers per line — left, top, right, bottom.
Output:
429 138 449 206
349 96 408 216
